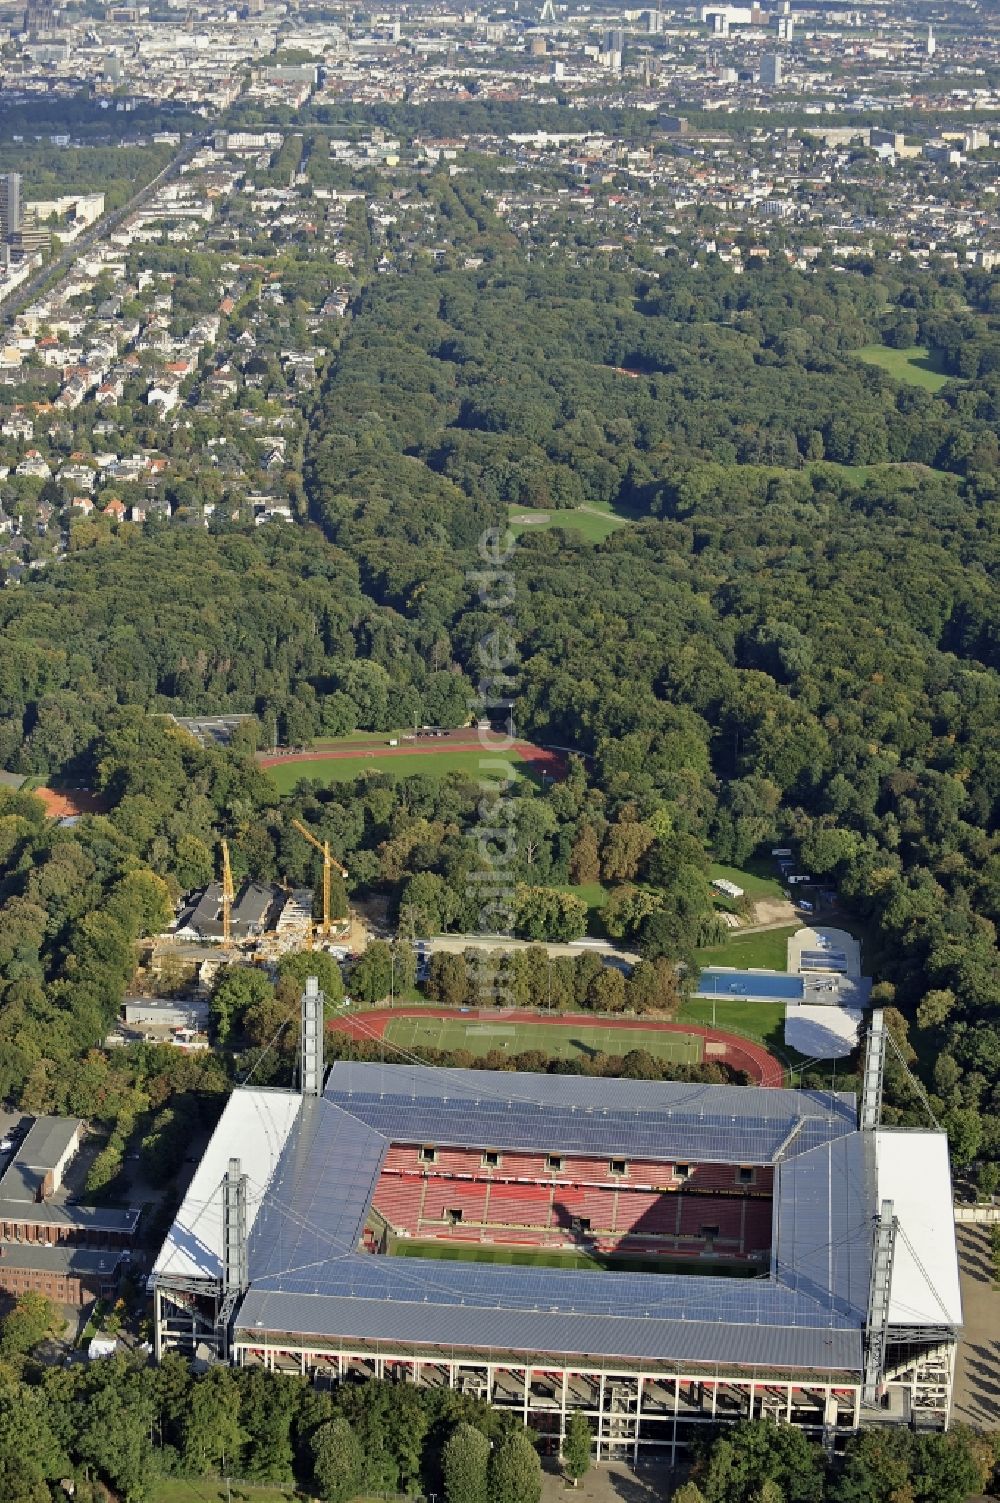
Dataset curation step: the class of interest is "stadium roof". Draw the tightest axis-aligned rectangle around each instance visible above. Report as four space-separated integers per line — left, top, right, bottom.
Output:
155 1066 960 1374
153 1087 301 1281
876 1129 961 1328
322 1061 857 1165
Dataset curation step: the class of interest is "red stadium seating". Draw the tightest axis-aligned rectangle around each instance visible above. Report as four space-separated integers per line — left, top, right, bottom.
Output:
486 1183 553 1227
370 1145 774 1262
553 1187 618 1232
421 1180 490 1225
372 1175 425 1234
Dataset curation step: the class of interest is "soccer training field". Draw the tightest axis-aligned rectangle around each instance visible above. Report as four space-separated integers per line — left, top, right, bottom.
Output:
383 1015 703 1065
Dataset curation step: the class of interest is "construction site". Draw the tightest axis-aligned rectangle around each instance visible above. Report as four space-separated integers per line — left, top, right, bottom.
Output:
143 823 366 991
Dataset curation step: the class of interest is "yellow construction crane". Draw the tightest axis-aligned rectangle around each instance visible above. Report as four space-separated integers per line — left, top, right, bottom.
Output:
291 819 348 941
220 837 235 949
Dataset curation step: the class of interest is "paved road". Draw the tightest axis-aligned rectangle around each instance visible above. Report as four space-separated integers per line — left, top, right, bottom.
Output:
328 1004 784 1086
2 134 205 324
425 933 641 966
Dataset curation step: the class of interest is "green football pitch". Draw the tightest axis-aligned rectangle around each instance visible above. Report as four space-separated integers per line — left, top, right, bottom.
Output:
383 1015 703 1065
390 1239 755 1277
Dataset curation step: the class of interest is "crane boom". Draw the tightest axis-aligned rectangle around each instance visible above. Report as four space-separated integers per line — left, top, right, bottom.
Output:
220 837 235 949
291 818 348 938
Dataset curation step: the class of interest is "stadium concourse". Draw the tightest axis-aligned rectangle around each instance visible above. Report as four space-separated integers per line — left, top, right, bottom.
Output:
152 997 961 1465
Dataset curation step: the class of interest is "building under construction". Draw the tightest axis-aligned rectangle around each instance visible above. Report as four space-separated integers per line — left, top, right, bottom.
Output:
152 1005 961 1461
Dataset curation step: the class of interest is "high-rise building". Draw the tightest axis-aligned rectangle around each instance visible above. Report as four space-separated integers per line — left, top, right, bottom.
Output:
760 51 782 86
603 25 625 53
776 14 793 41
926 24 935 57
22 0 54 34
0 174 22 240
645 8 662 32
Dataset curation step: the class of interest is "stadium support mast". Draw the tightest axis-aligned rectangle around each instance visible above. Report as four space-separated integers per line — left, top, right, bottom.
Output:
863 1198 897 1405
860 1009 886 1131
300 976 325 1097
218 1156 248 1355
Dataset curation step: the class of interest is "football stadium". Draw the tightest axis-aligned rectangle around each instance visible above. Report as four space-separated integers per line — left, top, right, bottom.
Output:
152 992 961 1463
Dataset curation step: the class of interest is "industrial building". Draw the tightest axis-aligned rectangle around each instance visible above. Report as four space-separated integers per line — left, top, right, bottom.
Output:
0 1243 126 1306
153 1001 961 1461
123 996 211 1032
0 1116 140 1306
1 1115 83 1201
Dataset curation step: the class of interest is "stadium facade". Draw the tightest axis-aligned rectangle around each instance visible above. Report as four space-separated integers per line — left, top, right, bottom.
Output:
153 1000 961 1461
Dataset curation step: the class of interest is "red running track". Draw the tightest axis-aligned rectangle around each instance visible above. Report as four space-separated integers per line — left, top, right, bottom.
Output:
259 739 566 776
328 1006 784 1088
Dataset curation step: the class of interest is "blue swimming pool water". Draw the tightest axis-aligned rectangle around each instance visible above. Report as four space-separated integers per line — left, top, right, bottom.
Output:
696 970 804 1001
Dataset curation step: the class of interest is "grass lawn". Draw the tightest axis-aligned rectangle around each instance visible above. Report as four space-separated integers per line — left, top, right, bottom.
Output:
75 1299 105 1349
390 1239 755 1276
508 502 631 543
678 996 787 1041
551 881 608 911
853 343 951 392
149 1483 298 1503
695 925 797 972
677 995 806 1071
708 861 785 901
384 1015 703 1065
551 880 609 934
267 747 535 794
308 729 397 747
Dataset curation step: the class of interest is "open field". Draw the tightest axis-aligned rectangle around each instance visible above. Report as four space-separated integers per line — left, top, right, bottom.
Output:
853 343 951 391
149 1483 298 1503
384 1014 703 1064
390 1239 755 1277
694 925 797 972
32 784 109 818
265 745 544 794
677 996 787 1040
309 730 396 748
508 503 631 543
708 861 785 901
551 881 609 932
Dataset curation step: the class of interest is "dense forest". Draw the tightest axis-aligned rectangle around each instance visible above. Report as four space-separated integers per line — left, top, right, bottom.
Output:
301 243 1000 1169
0 183 998 1179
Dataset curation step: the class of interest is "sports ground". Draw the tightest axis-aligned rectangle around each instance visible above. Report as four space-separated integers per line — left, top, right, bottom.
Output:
262 738 563 793
384 1014 703 1065
329 1006 784 1086
390 1240 755 1277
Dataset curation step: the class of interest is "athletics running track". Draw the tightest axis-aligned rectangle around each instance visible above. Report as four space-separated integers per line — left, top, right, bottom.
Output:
327 1006 784 1088
258 739 566 777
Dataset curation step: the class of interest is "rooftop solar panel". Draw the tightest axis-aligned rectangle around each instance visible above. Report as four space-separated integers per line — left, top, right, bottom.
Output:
236 1285 864 1374
155 1063 958 1378
233 1065 868 1372
800 951 849 973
